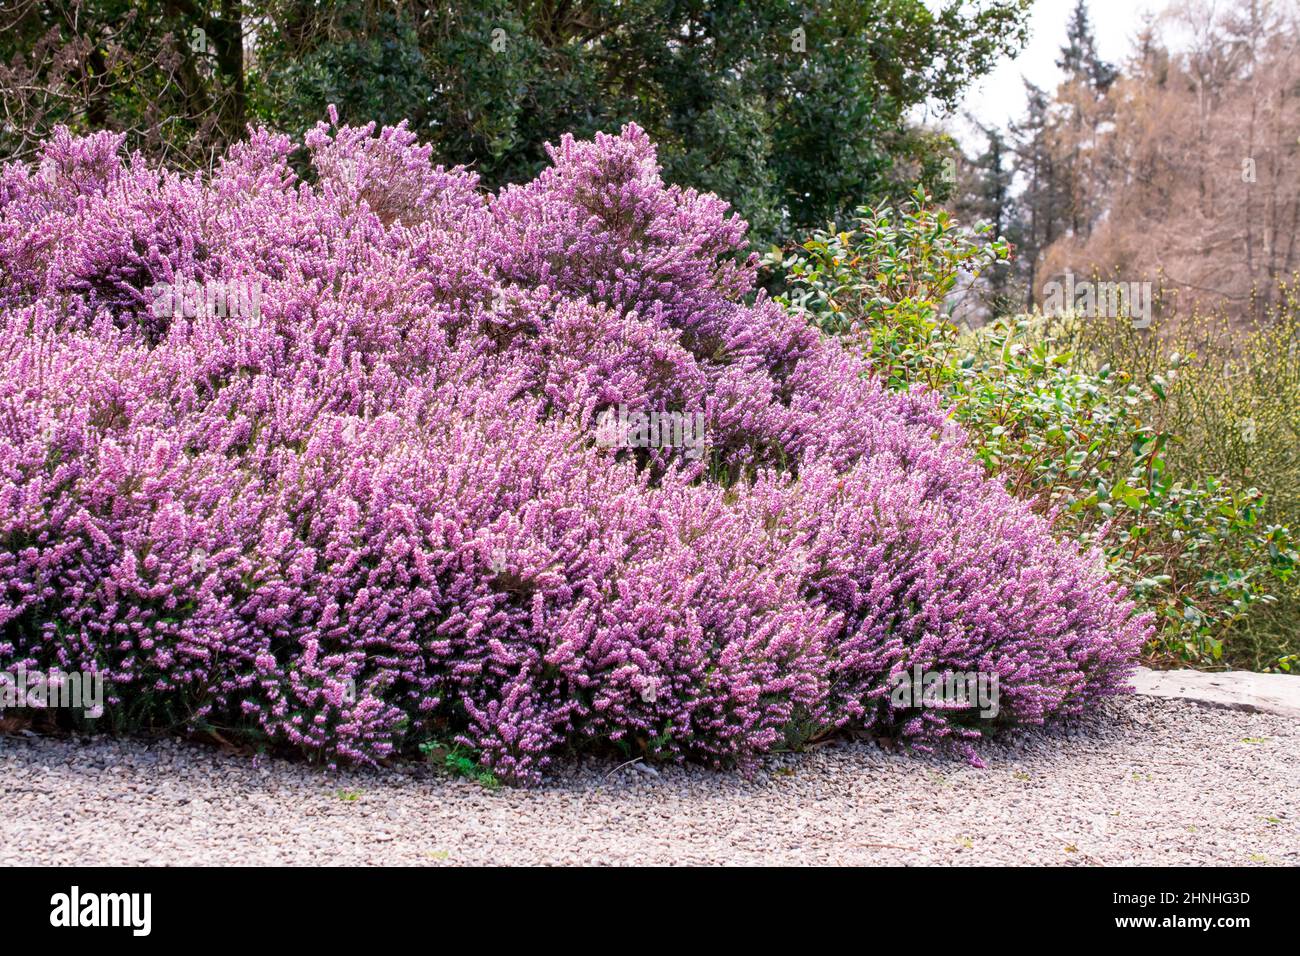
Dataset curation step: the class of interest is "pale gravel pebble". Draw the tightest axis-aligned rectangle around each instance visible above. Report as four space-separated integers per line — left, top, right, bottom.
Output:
1 696 1296 866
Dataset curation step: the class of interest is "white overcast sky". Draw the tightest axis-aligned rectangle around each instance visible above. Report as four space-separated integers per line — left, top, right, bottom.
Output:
934 0 1165 143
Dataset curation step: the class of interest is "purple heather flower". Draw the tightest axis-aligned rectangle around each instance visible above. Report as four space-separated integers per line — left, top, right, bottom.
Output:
0 116 1149 782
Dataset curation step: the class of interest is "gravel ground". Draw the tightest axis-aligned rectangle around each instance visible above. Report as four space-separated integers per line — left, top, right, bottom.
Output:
1 695 1296 866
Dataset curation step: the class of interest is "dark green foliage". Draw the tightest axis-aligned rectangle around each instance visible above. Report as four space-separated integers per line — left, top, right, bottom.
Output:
1 0 1031 244
250 0 1032 243
0 0 250 164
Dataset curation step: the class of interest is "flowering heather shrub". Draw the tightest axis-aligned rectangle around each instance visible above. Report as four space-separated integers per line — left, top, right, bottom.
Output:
0 113 1150 781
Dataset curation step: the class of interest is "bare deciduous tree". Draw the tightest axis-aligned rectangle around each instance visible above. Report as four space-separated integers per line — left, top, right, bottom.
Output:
1032 0 1300 323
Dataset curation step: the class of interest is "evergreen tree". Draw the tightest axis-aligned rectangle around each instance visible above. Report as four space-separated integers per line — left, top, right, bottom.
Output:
1005 1 1118 304
1057 0 1118 92
956 122 1021 312
1008 80 1062 306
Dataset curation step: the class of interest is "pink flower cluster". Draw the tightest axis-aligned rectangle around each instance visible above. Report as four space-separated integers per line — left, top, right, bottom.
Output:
0 112 1149 780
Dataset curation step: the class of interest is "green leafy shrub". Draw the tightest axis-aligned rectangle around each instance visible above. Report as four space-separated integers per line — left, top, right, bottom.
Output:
958 319 1295 666
419 740 501 790
768 186 1008 391
767 196 1298 670
1063 289 1300 670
